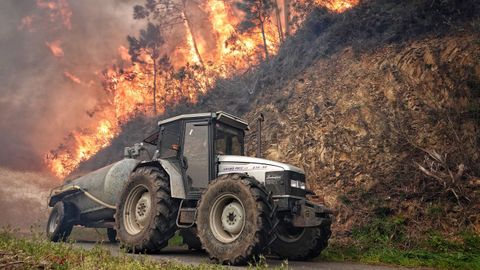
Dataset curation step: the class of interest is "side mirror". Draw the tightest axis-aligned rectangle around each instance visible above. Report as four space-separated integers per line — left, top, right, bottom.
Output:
124 143 145 158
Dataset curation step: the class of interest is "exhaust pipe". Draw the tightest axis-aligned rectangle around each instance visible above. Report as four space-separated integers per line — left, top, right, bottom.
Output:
256 113 264 158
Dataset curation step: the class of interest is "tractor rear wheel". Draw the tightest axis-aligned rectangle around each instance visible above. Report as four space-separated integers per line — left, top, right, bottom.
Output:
46 201 73 242
270 221 331 261
197 174 275 265
115 166 179 253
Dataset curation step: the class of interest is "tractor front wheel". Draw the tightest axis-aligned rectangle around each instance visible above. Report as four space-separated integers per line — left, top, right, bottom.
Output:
197 174 275 265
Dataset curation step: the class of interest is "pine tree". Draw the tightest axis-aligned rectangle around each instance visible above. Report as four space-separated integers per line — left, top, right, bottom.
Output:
236 0 274 61
127 23 164 115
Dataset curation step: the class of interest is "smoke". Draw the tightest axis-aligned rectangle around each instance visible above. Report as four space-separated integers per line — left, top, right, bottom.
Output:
0 167 53 230
0 0 142 173
0 0 143 229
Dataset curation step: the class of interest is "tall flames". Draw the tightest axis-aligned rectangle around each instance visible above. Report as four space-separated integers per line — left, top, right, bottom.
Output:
22 0 358 179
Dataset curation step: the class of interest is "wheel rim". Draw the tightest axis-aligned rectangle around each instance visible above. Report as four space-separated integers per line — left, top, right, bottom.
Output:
209 193 246 243
123 184 151 235
48 209 60 234
276 223 305 243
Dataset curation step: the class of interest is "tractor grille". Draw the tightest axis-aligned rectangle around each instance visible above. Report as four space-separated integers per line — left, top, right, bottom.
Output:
265 171 306 196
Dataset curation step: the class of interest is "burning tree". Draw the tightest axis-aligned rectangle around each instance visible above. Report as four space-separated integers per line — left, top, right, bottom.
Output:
127 23 164 115
236 0 275 61
133 0 204 67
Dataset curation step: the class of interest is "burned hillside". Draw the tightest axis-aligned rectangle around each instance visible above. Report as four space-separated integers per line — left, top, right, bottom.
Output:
246 34 480 240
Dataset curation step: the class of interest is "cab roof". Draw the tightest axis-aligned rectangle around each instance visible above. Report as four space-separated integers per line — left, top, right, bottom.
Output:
157 111 249 131
143 111 249 145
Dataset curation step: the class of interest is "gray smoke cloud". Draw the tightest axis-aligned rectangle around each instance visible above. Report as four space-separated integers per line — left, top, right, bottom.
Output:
0 0 142 229
0 168 53 230
0 0 142 173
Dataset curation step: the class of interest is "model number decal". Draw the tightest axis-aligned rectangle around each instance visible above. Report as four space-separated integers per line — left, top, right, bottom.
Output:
220 164 268 172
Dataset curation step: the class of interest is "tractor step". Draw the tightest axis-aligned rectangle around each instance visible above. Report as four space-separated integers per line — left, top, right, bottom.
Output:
176 200 197 228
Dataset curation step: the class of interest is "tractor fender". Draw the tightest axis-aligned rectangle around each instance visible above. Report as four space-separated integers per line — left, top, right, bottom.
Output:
133 159 186 199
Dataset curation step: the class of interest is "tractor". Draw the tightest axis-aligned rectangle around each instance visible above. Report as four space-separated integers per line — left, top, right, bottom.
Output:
47 111 332 265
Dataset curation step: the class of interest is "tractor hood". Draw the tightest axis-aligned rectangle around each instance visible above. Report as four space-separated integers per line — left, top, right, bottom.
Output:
217 155 304 175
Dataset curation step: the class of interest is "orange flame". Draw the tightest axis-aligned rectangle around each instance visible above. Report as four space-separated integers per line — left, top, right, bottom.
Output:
63 71 82 84
45 40 64 57
315 0 359 12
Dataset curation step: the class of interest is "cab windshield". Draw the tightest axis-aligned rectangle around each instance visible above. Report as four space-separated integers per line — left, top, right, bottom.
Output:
214 122 244 156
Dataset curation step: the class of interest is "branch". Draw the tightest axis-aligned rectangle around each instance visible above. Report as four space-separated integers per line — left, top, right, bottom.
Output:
415 161 445 183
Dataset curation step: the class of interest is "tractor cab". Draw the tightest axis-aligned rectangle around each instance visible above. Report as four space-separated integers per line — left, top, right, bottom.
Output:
143 111 249 199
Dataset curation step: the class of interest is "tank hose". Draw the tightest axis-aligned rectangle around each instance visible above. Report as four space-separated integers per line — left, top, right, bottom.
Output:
57 185 116 209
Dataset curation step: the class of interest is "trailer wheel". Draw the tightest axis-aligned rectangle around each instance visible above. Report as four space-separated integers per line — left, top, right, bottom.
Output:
179 228 203 251
46 201 73 242
107 228 117 243
197 174 275 265
270 221 331 261
115 166 179 253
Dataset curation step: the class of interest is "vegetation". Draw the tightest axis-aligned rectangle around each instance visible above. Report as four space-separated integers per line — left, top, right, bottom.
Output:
322 217 480 270
0 228 223 270
2 225 478 269
0 228 290 270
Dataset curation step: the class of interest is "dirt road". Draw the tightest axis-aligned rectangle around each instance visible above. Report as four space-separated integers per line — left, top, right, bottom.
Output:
75 241 424 270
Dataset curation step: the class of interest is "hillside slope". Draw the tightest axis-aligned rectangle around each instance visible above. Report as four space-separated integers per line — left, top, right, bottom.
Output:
245 34 480 239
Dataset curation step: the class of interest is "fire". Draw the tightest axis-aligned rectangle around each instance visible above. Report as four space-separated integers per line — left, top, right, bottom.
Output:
63 71 82 84
315 0 359 12
38 0 358 178
45 40 64 57
184 21 201 65
48 118 119 177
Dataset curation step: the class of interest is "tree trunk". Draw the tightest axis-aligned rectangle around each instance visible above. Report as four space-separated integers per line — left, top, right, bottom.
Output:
283 0 290 36
274 0 284 43
260 19 269 61
181 0 209 90
152 58 157 115
181 0 204 69
163 72 170 103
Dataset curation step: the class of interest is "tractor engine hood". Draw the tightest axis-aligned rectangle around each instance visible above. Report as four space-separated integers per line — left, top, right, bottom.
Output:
217 155 304 175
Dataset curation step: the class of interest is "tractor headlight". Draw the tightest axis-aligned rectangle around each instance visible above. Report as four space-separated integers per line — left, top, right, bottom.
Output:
290 180 306 190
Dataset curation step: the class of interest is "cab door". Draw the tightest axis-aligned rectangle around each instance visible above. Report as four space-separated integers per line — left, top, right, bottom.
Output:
181 121 210 197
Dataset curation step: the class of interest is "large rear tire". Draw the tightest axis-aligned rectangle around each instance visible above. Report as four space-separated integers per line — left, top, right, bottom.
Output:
197 174 275 265
115 166 179 253
270 221 331 261
46 201 73 242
